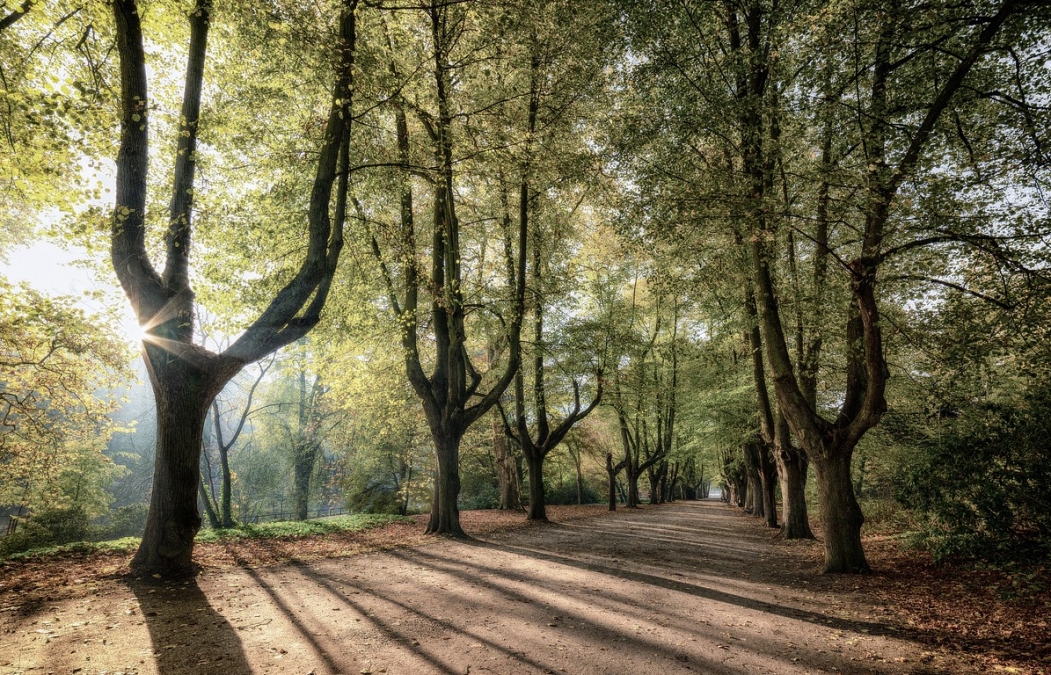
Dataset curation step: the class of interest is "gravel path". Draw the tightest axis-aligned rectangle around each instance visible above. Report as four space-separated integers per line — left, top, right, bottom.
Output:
0 500 975 675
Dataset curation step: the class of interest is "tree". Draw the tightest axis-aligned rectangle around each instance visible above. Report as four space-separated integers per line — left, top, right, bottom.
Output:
742 0 1028 572
606 278 680 509
620 0 1038 572
287 363 331 521
364 0 539 536
0 278 131 527
109 0 358 573
199 358 272 528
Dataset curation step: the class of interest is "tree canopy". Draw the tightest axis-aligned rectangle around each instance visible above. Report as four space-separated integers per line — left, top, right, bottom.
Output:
1 0 1049 573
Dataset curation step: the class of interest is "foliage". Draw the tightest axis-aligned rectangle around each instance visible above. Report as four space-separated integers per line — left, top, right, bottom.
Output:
897 383 1051 562
544 479 600 506
2 0 1050 571
0 0 118 235
191 513 406 543
0 506 91 556
97 503 150 540
0 277 132 516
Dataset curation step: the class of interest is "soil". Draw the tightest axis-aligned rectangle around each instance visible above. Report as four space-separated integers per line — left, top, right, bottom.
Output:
0 500 1042 675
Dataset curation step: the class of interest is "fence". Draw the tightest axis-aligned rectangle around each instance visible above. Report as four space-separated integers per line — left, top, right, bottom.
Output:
232 505 347 525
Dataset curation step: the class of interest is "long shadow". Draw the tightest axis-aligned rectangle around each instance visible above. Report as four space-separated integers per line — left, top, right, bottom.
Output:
386 551 894 675
299 562 748 675
127 575 252 675
228 540 476 675
461 535 898 638
378 549 758 672
399 544 848 667
295 563 565 675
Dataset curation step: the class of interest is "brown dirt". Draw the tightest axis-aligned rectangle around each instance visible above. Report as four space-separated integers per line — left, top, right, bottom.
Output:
0 501 1043 675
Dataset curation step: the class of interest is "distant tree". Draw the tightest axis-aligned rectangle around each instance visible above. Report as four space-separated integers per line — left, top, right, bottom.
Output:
0 278 131 525
199 358 272 529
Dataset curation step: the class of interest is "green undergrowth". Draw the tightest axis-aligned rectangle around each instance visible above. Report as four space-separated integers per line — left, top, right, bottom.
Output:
1 514 408 561
2 536 141 561
193 513 407 543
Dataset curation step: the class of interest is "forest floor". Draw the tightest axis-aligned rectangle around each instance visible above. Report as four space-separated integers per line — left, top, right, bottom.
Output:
0 500 1048 675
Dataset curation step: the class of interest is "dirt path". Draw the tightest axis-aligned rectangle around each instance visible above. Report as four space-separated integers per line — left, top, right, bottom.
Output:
1 501 978 675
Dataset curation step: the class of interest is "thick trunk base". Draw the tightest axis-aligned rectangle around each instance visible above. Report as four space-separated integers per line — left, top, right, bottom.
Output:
426 432 467 537
813 452 869 573
132 355 231 576
525 455 548 521
777 446 814 539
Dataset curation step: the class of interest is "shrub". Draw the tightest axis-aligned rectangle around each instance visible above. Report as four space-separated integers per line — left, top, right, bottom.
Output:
544 480 601 506
896 384 1051 562
0 506 92 556
97 503 149 539
459 481 499 510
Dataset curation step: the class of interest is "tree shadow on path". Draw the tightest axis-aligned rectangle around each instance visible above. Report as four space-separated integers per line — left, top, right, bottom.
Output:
128 575 252 675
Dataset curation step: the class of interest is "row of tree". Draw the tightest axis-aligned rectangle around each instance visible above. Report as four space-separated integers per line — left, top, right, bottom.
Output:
2 0 1048 575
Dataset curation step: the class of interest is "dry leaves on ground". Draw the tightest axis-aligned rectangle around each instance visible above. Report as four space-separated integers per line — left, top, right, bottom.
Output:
0 505 608 613
854 535 1051 675
1 502 1048 675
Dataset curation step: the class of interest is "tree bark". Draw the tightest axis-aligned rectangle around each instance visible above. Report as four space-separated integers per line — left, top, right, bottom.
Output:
776 438 813 539
742 442 762 517
525 453 546 521
218 435 233 527
492 413 522 510
292 441 318 521
606 452 625 511
812 451 868 573
647 469 661 506
199 477 220 530
133 355 235 574
427 431 464 535
574 451 585 505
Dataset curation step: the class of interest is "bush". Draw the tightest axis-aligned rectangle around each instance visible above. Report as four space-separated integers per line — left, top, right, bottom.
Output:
97 503 149 539
0 506 92 556
896 384 1051 562
544 480 601 506
459 481 499 510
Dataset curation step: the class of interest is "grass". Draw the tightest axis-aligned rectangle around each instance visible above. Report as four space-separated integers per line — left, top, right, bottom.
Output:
193 513 407 543
3 536 141 561
1 513 409 561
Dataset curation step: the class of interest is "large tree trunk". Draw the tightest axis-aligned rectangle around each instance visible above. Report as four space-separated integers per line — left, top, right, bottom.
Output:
777 446 814 539
812 450 869 573
426 431 465 536
133 357 232 575
525 452 547 521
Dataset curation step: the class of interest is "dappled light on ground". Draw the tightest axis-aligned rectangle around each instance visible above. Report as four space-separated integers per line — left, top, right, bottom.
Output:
3 501 1028 675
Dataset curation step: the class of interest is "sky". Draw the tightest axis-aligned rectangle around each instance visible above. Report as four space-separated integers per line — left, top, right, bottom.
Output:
5 239 142 345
